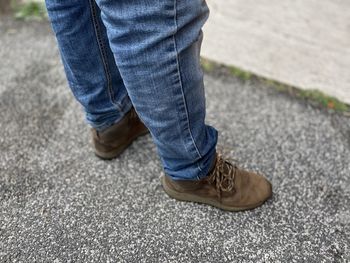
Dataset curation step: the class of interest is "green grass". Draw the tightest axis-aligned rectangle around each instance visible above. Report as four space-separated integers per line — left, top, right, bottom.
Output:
201 58 253 81
14 1 47 21
262 78 349 112
200 58 215 72
297 89 348 112
228 66 252 81
200 57 349 114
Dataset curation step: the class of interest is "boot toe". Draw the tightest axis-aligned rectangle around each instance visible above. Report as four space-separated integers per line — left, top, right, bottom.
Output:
255 175 272 203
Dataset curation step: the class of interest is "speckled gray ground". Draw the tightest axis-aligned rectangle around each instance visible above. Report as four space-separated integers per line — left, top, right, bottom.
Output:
0 17 349 263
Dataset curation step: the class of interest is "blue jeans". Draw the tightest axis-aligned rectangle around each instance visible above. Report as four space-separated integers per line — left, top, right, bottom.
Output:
45 0 218 180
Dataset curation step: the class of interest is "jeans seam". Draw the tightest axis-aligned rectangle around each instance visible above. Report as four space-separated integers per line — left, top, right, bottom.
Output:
88 0 122 111
172 0 203 177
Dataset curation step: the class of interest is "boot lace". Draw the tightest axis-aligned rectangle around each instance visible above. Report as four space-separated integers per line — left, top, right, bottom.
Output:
207 154 237 198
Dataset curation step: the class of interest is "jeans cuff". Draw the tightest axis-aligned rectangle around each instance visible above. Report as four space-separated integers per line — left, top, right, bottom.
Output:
86 95 133 131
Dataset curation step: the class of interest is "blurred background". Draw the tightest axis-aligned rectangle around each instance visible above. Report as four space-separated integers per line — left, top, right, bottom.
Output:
202 0 350 105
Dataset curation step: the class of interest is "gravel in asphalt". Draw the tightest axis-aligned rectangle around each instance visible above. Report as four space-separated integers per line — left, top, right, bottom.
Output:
0 18 349 262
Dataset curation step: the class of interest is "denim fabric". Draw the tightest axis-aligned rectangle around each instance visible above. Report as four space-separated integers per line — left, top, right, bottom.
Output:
45 0 132 131
46 0 218 180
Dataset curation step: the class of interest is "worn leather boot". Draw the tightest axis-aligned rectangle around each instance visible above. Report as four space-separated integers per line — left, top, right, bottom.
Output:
91 108 149 159
161 153 272 211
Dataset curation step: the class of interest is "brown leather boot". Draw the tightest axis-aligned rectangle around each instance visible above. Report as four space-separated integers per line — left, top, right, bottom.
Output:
91 108 149 159
161 153 272 211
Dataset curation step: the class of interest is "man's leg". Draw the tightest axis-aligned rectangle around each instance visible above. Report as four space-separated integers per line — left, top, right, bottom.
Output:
94 0 272 210
45 0 132 131
46 0 149 159
46 0 272 210
95 0 218 180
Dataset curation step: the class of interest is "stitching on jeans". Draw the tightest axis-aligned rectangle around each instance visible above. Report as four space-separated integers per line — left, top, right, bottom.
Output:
172 0 203 173
88 0 122 111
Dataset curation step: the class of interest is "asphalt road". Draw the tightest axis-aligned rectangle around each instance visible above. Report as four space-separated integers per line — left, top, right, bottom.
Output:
1 18 349 263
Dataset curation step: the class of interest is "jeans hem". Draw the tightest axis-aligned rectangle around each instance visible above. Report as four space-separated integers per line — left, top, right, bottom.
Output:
86 95 132 131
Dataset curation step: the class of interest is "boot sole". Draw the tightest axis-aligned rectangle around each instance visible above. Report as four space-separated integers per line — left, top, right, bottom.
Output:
94 127 149 160
161 176 266 212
